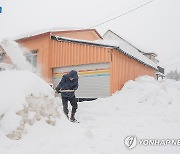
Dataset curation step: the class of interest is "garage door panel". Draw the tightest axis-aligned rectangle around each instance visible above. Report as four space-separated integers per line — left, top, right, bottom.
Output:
53 63 110 98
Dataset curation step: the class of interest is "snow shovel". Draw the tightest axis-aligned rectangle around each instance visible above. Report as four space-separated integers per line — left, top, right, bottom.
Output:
58 90 75 93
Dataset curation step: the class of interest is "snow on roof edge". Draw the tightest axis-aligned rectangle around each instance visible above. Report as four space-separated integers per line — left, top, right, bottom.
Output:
12 27 83 41
117 47 157 69
104 29 158 56
51 35 157 70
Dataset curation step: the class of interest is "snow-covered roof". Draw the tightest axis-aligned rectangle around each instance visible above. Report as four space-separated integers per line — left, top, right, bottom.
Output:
13 27 83 41
103 30 158 56
51 35 157 69
13 27 102 41
95 39 157 69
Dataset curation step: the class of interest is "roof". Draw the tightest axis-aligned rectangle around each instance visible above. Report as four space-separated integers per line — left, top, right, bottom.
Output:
14 28 103 41
104 30 158 56
51 35 157 70
143 52 158 57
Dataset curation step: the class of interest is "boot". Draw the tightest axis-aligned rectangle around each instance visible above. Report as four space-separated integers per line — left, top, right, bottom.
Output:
70 113 76 122
64 112 69 120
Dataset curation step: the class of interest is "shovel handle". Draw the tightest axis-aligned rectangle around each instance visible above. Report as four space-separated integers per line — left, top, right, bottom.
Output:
59 90 75 93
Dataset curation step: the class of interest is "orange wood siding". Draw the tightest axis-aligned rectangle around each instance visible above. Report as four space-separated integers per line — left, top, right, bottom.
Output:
17 36 51 81
50 40 155 95
14 29 102 82
110 49 155 94
50 40 110 69
14 31 155 95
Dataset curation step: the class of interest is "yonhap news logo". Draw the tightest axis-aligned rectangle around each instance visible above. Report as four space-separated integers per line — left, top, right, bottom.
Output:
124 135 137 149
124 135 180 150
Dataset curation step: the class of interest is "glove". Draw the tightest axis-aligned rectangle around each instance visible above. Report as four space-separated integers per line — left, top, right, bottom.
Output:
55 88 61 93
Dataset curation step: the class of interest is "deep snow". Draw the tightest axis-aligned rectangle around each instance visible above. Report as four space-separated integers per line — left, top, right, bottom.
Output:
0 39 180 153
0 70 60 140
0 73 180 154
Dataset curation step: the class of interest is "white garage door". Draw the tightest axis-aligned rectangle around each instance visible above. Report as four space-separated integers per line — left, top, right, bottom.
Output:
53 63 110 98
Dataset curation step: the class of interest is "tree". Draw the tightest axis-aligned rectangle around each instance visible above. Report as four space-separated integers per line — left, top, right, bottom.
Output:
166 69 180 81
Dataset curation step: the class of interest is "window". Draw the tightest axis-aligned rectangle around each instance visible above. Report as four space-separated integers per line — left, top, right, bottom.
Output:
25 50 38 67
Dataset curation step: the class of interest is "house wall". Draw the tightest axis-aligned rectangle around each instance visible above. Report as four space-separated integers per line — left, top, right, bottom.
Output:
17 35 51 81
12 30 155 95
50 39 155 95
110 49 155 94
50 39 110 68
15 29 103 82
51 29 102 41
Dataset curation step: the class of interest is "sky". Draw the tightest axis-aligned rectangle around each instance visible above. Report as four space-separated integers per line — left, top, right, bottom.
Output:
0 0 180 73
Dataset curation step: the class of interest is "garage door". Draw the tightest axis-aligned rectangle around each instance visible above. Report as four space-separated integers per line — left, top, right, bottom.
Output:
53 63 110 98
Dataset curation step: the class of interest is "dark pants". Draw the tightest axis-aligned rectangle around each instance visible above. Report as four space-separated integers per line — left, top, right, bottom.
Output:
61 96 78 115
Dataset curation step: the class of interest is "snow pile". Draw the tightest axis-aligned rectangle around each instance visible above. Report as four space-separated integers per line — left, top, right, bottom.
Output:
0 39 32 71
0 63 14 70
0 70 60 140
77 76 180 154
0 75 180 154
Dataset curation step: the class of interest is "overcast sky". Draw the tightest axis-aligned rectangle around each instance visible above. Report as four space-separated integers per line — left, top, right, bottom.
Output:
0 0 180 73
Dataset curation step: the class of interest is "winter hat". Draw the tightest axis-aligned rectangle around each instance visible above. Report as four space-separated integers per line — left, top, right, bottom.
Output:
69 70 78 79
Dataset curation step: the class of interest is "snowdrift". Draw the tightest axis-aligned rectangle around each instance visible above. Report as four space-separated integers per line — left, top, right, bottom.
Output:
0 71 180 154
0 70 60 140
1 39 180 153
76 76 180 154
0 39 32 71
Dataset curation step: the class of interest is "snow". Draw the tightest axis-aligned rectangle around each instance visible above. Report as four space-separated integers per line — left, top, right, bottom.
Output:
12 27 82 41
0 70 60 140
0 74 180 153
95 39 157 69
0 63 14 70
0 39 32 71
0 39 179 153
0 70 56 111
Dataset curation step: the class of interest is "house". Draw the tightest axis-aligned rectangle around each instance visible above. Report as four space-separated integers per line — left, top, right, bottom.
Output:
103 30 159 64
1 28 157 98
103 29 165 80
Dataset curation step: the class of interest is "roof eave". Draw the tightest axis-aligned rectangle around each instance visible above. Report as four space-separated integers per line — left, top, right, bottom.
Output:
15 29 103 42
51 35 157 70
16 32 50 42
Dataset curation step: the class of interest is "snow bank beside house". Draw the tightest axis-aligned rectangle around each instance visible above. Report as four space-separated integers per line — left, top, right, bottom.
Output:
0 75 180 154
77 76 180 154
0 70 60 140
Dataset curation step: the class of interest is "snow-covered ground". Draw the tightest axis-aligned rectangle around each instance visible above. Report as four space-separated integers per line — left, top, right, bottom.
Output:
0 71 180 154
0 39 180 153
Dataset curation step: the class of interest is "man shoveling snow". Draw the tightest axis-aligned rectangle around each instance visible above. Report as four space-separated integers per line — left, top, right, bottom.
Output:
55 70 79 122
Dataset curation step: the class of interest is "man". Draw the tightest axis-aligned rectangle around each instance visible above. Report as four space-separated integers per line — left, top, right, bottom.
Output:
55 70 78 122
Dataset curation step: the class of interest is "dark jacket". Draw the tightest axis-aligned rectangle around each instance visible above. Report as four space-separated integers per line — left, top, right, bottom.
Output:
55 70 78 98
